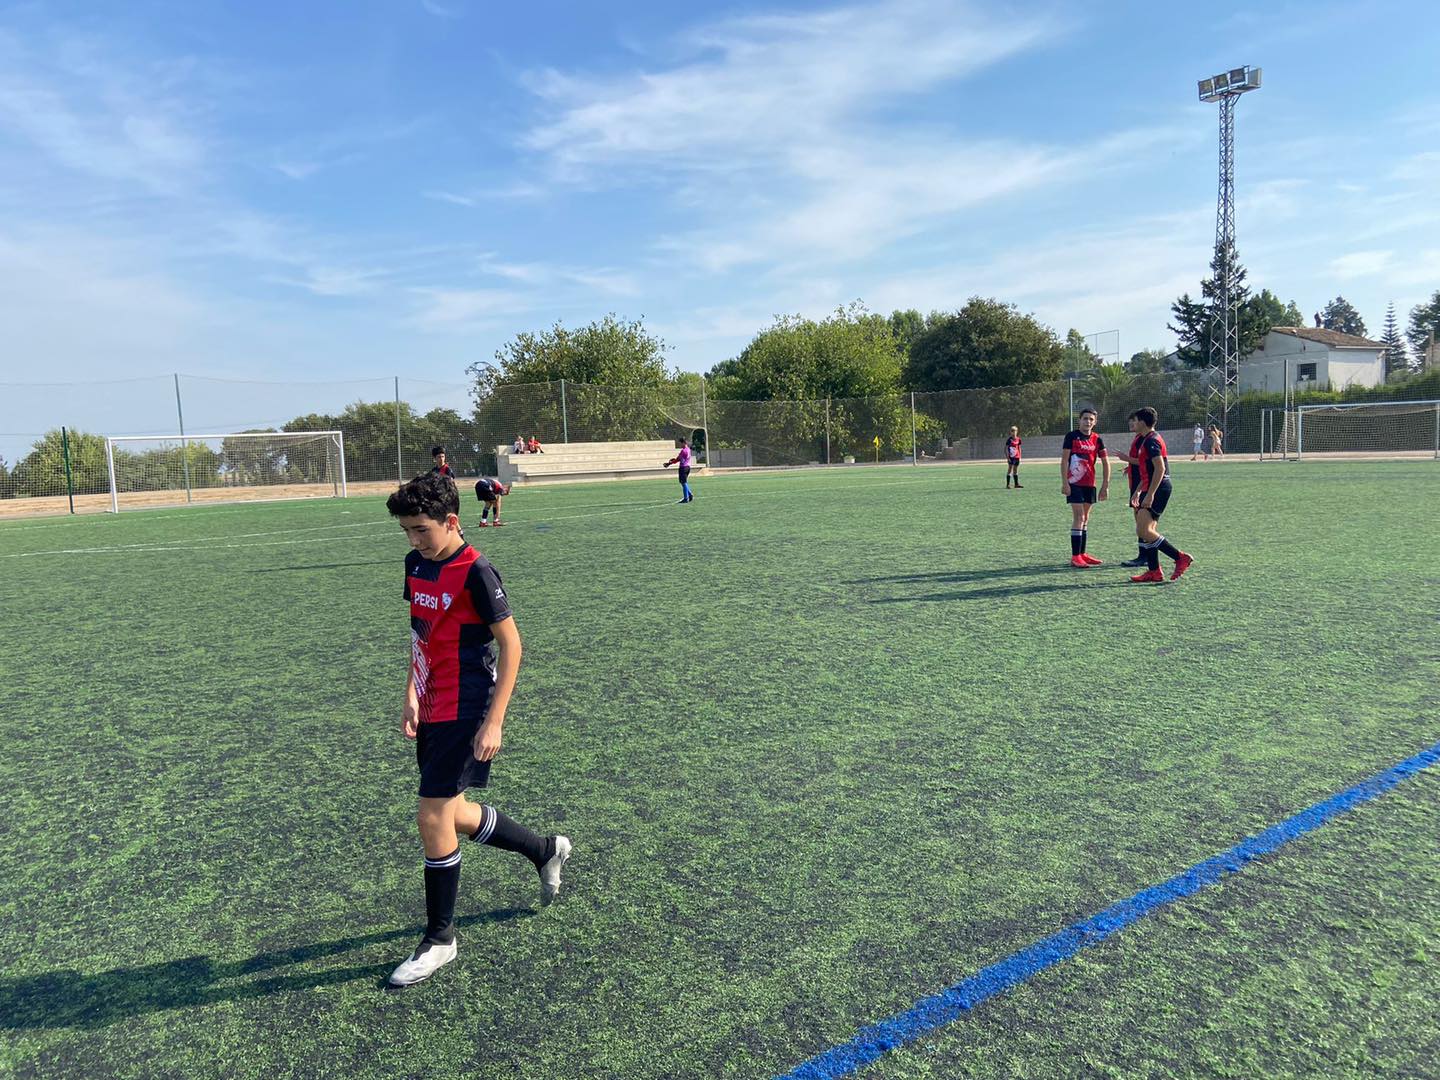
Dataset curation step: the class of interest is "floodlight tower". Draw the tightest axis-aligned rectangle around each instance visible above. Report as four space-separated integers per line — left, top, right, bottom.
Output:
1197 65 1261 435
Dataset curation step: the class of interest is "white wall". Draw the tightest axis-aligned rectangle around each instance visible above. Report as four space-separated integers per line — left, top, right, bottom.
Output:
1239 332 1383 391
1327 354 1384 389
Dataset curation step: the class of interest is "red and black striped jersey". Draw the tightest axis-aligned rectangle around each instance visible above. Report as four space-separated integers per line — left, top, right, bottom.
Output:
1062 430 1107 486
1005 436 1022 460
1137 432 1169 489
404 545 512 724
474 478 505 501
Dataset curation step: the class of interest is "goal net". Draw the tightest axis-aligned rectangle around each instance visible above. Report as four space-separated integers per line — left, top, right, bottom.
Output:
1288 401 1440 460
105 431 347 511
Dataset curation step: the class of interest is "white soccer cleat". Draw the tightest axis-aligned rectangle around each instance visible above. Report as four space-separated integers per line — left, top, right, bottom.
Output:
387 936 458 988
539 836 572 906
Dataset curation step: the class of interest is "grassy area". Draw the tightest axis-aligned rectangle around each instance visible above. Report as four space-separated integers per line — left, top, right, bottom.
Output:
0 460 1436 1079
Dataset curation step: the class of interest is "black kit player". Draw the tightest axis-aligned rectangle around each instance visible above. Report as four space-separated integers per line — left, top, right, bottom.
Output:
474 477 513 527
385 472 570 988
1111 417 1148 568
1005 426 1023 488
1060 407 1110 567
430 446 453 478
1128 407 1194 584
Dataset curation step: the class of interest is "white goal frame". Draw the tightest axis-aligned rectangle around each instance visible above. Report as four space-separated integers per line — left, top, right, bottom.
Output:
105 430 348 512
1288 399 1440 461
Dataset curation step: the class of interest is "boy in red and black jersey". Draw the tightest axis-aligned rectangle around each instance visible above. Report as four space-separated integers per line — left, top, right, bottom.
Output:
1005 426 1023 488
473 477 512 527
1060 407 1110 567
429 445 453 478
1128 407 1193 583
384 472 570 987
1110 417 1148 568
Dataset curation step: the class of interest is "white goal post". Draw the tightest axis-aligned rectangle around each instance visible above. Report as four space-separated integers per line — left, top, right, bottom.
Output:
105 430 347 512
1263 400 1440 461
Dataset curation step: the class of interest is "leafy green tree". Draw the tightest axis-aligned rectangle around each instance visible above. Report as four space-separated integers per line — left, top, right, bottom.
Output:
1127 348 1176 374
1379 302 1410 379
1075 363 1134 423
12 429 109 497
888 309 928 359
1320 296 1367 337
1169 242 1265 367
1062 329 1100 374
1406 290 1440 366
1248 289 1305 335
906 297 1065 391
709 303 902 401
473 314 671 390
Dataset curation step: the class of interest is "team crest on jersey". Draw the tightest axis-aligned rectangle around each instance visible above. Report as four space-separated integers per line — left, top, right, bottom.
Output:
442 592 453 610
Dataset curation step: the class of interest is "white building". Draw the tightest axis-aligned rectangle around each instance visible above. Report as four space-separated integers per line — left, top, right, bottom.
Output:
1240 327 1387 393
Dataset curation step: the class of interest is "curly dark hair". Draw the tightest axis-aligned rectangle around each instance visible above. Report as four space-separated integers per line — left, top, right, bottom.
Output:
386 472 459 521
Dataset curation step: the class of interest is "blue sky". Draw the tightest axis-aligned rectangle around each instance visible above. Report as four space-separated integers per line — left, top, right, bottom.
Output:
1 0 1437 440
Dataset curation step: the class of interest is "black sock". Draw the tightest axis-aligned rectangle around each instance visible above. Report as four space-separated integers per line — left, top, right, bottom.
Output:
1080 529 1088 554
1156 536 1180 560
472 805 550 868
423 848 461 944
1146 543 1160 571
1136 543 1145 560
1006 474 1011 487
1070 530 1083 556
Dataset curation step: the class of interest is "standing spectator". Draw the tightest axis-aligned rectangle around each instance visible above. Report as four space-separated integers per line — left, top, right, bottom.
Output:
1209 425 1225 457
1191 424 1205 461
664 439 694 504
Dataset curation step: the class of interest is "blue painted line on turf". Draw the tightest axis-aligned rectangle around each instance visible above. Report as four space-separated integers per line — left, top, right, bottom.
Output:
778 738 1440 1080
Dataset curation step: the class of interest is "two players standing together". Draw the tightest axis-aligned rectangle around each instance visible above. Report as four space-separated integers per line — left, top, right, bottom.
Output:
1047 406 1193 584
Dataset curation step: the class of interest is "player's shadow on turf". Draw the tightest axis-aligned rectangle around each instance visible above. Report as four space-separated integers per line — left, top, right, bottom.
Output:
870 580 1130 603
849 565 1073 586
0 907 533 1030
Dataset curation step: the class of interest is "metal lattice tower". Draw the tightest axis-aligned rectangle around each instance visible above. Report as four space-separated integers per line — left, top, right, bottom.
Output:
1198 66 1261 435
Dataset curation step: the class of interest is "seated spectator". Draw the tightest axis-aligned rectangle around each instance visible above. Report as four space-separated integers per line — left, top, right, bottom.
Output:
512 435 526 454
527 435 544 454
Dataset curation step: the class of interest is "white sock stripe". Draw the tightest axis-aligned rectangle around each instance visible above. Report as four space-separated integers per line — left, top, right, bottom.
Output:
473 805 498 844
425 850 462 868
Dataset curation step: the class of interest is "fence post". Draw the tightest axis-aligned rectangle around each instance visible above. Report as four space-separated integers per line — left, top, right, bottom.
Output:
700 377 709 466
174 373 192 503
394 376 403 482
1067 378 1074 432
910 391 917 465
106 437 118 513
1434 402 1439 461
560 379 569 444
61 426 75 514
824 398 831 465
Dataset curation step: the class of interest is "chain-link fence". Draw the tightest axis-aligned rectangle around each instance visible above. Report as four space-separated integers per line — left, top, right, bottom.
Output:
6 367 1433 513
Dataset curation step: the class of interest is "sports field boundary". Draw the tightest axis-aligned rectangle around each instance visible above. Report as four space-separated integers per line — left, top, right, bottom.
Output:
778 737 1440 1080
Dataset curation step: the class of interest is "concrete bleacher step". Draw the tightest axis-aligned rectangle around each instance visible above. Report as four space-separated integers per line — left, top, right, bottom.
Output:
495 440 699 486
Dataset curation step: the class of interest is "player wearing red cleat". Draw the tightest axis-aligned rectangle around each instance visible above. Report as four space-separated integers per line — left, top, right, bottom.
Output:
1128 407 1192 583
1005 426 1023 488
1060 408 1109 567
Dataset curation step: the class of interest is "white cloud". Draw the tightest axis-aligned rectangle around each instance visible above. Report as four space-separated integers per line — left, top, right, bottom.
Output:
407 287 533 331
1329 250 1393 280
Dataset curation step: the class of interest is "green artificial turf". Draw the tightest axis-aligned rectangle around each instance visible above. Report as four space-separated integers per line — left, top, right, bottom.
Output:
0 461 1436 1080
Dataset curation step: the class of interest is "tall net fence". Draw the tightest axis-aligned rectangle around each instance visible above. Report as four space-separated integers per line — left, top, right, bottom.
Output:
4 368 1431 513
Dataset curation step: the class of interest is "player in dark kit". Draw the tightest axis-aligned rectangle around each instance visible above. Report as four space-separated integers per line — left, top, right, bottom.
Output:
429 446 453 478
1111 418 1148 568
1128 407 1194 584
1060 407 1110 567
473 477 512 527
385 472 570 988
1005 426 1023 488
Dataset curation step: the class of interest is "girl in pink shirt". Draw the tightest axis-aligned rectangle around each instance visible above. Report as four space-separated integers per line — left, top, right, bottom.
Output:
664 439 694 503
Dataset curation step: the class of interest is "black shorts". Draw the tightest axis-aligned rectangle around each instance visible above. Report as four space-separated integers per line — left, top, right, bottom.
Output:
1135 481 1173 519
1065 485 1097 505
677 466 691 484
417 714 492 798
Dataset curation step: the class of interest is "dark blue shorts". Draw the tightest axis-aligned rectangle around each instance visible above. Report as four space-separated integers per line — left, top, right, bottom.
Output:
417 714 492 798
1066 485 1097 504
1135 481 1172 519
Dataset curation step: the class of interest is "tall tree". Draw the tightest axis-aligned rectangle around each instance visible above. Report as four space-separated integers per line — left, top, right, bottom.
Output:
1320 296 1367 337
707 303 902 401
906 297 1065 391
471 314 672 392
1407 290 1440 368
1061 329 1100 374
1168 241 1263 368
888 309 927 359
1126 348 1176 374
1379 302 1409 379
1248 289 1305 335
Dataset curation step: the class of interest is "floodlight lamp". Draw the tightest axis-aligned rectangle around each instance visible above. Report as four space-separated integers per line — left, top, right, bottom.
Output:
1228 67 1247 84
1212 71 1230 90
1246 67 1262 88
1198 78 1214 98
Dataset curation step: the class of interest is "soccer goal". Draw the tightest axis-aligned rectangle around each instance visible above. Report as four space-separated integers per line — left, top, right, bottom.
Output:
104 431 347 511
1269 400 1440 461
